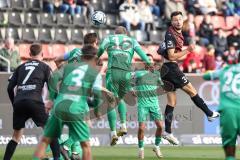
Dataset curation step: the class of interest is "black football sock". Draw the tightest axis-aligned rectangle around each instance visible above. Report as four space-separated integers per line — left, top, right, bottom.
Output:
3 139 18 160
191 94 213 117
50 138 61 160
164 105 174 134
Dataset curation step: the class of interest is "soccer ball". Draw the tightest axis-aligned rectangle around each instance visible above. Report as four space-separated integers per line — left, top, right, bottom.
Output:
91 11 107 26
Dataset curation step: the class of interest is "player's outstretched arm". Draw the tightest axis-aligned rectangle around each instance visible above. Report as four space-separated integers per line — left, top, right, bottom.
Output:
97 38 109 58
203 69 223 81
48 67 64 101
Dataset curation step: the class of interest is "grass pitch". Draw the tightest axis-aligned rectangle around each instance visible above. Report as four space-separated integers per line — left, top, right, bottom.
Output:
0 146 239 160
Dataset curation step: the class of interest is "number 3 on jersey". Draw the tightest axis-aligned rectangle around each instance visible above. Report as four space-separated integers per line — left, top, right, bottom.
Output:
70 65 88 86
22 66 36 84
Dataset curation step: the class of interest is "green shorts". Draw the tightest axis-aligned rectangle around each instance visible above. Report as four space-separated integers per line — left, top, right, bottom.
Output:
138 105 163 122
106 69 131 99
44 115 90 142
220 108 240 147
44 96 90 142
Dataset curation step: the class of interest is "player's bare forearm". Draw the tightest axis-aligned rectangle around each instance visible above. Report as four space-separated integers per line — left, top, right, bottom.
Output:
168 49 189 61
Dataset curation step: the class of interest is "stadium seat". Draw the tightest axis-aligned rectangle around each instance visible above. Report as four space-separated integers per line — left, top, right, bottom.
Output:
5 27 20 42
0 0 10 10
18 43 31 59
38 28 53 43
225 16 240 30
73 14 87 27
130 31 149 44
211 16 225 29
24 12 39 26
0 12 5 26
154 18 167 30
99 29 114 39
42 44 53 59
71 28 84 44
82 28 99 37
8 12 23 26
68 44 82 51
54 28 69 44
56 13 71 27
26 0 41 11
149 30 165 44
90 0 103 11
147 45 161 61
101 0 118 13
22 28 36 42
105 14 118 28
10 0 25 11
52 44 67 57
40 13 55 27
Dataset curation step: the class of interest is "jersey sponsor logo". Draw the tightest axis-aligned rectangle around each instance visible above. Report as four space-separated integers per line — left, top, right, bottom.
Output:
198 81 220 105
18 84 36 91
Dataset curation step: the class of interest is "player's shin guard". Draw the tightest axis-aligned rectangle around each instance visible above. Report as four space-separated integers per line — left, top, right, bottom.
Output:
3 139 18 160
191 94 213 117
164 105 174 133
50 138 61 160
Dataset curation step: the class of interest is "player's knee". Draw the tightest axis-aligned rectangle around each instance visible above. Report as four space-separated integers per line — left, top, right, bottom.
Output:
138 124 145 132
12 130 23 142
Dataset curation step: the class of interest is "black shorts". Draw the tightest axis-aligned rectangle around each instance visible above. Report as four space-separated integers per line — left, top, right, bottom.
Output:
13 99 48 130
161 62 189 91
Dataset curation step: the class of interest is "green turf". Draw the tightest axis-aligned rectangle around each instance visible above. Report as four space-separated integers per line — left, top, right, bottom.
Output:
0 146 239 160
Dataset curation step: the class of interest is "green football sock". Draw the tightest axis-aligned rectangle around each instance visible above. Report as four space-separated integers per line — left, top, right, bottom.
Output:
32 157 40 160
63 138 74 150
226 156 236 160
118 100 127 123
155 136 161 146
107 108 117 131
138 140 144 148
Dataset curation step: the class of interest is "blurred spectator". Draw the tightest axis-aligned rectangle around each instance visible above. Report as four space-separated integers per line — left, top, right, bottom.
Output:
119 0 144 31
227 27 240 49
147 0 161 17
156 0 165 16
0 38 21 72
138 0 154 31
164 0 187 20
203 45 216 71
182 50 202 73
198 14 214 46
186 0 199 15
182 13 197 45
233 0 240 15
223 45 239 64
197 0 218 15
60 0 81 16
221 0 236 16
213 28 228 56
215 55 226 69
77 0 94 17
43 0 62 14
